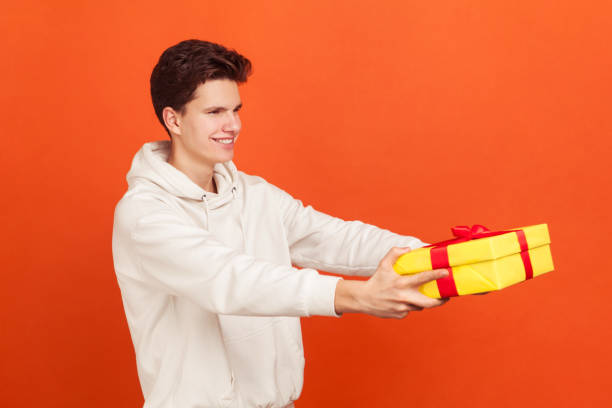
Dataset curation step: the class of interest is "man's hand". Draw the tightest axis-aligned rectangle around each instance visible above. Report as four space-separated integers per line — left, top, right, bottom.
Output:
334 246 449 318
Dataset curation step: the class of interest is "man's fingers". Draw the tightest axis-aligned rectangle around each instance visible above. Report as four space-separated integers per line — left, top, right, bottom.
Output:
405 268 449 286
404 292 447 308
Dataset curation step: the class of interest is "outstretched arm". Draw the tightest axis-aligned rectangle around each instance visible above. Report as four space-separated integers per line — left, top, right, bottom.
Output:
271 184 426 276
113 196 341 317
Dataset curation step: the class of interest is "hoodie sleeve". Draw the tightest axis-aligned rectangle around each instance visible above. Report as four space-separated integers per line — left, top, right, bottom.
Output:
113 196 341 317
269 184 427 276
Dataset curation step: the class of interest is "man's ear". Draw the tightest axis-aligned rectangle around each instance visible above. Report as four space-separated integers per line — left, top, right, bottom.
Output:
163 107 182 136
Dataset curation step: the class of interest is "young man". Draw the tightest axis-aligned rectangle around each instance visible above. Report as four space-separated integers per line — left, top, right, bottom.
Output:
112 39 449 408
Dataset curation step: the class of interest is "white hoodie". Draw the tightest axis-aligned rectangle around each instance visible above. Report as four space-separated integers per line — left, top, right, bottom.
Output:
112 141 425 408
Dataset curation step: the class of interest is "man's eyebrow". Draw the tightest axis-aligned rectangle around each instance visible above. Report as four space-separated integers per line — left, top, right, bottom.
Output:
204 103 243 111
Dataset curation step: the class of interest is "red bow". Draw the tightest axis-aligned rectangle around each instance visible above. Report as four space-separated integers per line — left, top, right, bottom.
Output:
425 224 505 249
452 224 492 239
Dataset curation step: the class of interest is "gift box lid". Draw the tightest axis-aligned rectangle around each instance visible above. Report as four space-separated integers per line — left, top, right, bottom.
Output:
393 223 550 275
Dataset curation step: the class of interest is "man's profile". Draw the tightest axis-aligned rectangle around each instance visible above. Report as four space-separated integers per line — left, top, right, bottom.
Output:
112 39 448 408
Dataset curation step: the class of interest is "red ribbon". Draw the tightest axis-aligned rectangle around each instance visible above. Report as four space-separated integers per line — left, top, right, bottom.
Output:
425 225 534 297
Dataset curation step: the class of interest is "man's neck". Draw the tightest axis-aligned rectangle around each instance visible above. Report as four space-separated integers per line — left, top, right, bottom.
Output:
167 145 217 194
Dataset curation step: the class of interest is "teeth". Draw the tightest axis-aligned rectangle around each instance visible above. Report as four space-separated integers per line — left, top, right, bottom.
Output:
214 138 234 144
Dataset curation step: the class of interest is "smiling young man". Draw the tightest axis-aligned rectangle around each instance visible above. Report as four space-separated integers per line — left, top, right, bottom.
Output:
112 39 449 408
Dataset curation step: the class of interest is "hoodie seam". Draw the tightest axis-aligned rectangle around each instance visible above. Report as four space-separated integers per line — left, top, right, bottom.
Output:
291 236 424 272
291 254 377 272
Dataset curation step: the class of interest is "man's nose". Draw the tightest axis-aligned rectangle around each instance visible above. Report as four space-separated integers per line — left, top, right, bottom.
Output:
223 111 241 133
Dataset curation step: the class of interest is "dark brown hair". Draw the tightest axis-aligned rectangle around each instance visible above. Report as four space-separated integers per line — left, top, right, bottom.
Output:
150 39 252 138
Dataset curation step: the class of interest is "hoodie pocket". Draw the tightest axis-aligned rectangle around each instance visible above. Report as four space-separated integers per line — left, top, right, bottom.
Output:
283 318 305 400
220 316 305 406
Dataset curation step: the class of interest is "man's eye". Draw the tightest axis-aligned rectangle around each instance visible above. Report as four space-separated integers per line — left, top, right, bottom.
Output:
208 110 220 115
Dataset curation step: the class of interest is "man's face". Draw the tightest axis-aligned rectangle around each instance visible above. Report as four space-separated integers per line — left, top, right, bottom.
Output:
172 79 242 167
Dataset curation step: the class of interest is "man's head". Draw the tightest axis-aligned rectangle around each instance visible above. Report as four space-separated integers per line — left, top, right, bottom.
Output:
150 39 252 139
150 40 252 170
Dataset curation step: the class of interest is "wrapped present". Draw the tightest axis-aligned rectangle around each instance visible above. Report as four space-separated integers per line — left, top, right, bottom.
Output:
393 224 554 298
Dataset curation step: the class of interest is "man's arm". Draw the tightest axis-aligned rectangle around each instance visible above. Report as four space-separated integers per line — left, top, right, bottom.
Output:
113 196 341 317
114 195 446 320
270 183 426 276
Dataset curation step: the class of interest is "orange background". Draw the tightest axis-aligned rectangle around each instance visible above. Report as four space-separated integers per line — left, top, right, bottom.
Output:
2 1 611 407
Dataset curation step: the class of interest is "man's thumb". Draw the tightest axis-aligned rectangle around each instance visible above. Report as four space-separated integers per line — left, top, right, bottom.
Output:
381 246 413 268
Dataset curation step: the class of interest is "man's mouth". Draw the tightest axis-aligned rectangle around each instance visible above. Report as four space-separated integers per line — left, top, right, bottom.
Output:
211 137 235 145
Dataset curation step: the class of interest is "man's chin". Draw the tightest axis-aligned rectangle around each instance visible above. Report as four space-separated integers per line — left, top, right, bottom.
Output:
212 151 234 164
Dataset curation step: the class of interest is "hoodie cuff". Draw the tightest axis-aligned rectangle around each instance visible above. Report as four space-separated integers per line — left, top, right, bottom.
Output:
304 273 343 318
406 238 428 249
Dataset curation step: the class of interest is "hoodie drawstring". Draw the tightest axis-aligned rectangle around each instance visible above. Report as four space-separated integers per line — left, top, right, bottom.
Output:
201 193 210 230
232 186 249 253
202 186 248 253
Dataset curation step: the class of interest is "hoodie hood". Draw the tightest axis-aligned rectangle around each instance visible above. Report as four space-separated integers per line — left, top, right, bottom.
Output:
126 140 239 210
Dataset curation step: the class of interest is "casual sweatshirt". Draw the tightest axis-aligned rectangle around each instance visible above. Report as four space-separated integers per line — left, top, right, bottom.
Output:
111 140 425 408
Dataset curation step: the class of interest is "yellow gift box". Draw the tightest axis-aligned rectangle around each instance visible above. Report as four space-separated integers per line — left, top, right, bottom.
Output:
393 224 554 298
